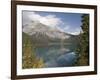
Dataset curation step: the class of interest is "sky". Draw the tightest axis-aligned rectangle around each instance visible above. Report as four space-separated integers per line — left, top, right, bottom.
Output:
22 10 84 35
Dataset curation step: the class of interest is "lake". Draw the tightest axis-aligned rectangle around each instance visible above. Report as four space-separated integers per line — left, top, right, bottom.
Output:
35 45 78 68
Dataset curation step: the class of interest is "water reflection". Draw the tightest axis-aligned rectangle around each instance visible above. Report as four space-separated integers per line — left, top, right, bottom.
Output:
35 45 77 67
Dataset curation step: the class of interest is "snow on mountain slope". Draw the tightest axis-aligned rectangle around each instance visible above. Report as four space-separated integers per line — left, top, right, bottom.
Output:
23 20 70 40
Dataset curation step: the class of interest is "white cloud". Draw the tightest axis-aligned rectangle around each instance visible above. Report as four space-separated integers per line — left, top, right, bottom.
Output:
39 15 62 27
58 24 82 35
22 11 81 35
65 26 81 35
22 11 34 26
63 25 70 32
22 11 63 28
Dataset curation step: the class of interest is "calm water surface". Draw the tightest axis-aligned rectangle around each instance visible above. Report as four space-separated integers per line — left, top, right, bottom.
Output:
35 45 78 67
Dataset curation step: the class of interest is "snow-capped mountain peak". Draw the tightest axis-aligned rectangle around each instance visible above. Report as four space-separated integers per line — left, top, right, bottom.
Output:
23 20 70 39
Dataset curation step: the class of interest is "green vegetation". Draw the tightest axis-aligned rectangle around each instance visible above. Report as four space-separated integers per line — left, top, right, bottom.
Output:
75 14 89 66
22 32 44 69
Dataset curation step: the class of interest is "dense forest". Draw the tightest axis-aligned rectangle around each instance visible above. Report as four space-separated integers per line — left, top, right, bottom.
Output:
75 14 89 66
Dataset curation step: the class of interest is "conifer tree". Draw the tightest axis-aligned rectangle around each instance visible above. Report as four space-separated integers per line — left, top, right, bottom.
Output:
75 14 89 66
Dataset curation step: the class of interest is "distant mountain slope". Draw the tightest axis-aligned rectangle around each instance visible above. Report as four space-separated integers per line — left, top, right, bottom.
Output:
22 20 79 45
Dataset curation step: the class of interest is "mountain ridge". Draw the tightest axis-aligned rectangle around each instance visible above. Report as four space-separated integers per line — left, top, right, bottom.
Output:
23 20 74 39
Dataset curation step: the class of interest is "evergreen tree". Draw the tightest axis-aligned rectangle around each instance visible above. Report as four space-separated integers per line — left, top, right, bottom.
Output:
75 14 89 66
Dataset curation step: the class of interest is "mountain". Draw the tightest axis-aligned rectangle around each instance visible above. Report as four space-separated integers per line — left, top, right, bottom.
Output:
23 20 79 45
